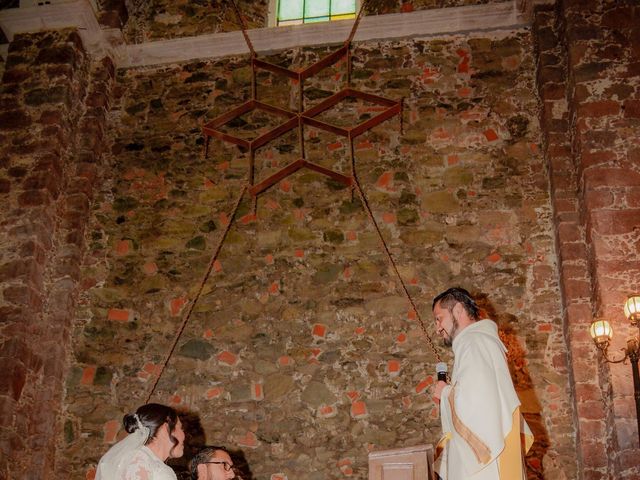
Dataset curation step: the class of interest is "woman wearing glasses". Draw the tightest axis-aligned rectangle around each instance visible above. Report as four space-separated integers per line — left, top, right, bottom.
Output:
96 403 186 479
190 446 236 480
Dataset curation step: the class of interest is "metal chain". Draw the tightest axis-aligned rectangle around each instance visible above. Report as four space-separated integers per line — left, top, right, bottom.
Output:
229 0 256 57
351 174 442 363
145 183 249 403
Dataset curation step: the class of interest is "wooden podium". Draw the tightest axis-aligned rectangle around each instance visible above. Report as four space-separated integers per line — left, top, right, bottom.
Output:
368 444 435 480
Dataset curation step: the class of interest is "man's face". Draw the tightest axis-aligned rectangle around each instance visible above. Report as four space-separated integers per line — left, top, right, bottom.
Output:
198 450 236 480
433 301 458 347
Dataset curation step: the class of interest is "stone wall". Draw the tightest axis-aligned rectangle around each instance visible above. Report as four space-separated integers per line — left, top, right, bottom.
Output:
4 1 637 479
58 28 576 480
0 30 115 479
534 1 640 479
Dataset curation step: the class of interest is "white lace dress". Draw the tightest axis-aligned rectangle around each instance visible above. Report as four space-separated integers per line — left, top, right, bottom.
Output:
97 445 177 480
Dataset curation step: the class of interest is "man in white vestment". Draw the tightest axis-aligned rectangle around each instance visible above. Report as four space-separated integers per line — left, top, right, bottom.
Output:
432 287 533 480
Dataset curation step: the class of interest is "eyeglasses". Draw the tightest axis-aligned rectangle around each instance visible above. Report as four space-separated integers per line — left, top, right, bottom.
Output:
203 461 234 472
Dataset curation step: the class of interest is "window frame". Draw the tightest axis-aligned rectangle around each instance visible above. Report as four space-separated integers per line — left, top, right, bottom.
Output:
267 0 361 28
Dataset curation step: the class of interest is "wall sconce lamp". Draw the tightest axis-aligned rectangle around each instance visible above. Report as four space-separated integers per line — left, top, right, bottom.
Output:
589 295 640 446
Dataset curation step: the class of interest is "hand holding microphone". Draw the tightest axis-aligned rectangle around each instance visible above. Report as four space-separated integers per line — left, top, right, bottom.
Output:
433 362 449 404
436 362 448 383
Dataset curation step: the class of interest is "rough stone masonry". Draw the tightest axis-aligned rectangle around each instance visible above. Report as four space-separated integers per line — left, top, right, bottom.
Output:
0 1 639 479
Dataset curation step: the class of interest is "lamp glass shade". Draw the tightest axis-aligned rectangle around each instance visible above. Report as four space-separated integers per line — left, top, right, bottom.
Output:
589 319 613 344
623 295 640 323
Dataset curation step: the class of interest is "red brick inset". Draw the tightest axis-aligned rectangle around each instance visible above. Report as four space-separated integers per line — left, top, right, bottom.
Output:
483 128 499 142
350 400 367 418
269 281 280 295
137 362 161 381
382 212 396 224
387 359 401 376
142 262 158 275
206 387 224 399
236 430 259 448
80 366 96 385
318 404 337 418
107 308 132 322
312 323 327 339
218 350 239 366
415 376 434 394
169 297 187 316
115 239 131 256
376 171 393 189
338 457 354 476
278 355 293 366
343 266 352 279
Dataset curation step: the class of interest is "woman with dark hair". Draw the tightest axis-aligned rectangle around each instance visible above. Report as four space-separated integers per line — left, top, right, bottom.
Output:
96 403 186 479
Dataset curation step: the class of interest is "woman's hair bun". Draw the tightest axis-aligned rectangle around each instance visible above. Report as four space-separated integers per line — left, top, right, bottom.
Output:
123 413 139 434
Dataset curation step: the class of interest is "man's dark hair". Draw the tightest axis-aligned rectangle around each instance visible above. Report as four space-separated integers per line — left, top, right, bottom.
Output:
432 287 480 320
190 446 230 480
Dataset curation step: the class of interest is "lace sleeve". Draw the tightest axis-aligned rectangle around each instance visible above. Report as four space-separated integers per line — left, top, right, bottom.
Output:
123 455 154 480
123 448 177 480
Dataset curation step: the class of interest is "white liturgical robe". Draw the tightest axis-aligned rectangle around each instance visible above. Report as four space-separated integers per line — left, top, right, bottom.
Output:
434 320 533 480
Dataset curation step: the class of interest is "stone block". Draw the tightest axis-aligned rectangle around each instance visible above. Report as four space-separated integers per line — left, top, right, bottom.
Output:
2 284 43 310
24 86 70 107
588 209 640 235
583 189 614 210
0 110 31 130
2 68 31 84
46 63 75 79
0 358 27 401
22 171 63 197
0 259 44 290
600 7 638 29
17 189 52 208
579 441 608 468
301 381 336 408
66 177 94 198
577 100 620 118
623 99 640 119
177 339 215 360
37 110 65 127
617 448 640 474
35 45 79 67
0 178 10 194
580 150 617 168
584 167 640 189
559 241 587 262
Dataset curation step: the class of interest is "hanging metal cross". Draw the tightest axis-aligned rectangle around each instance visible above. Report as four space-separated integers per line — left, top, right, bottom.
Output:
202 0 402 198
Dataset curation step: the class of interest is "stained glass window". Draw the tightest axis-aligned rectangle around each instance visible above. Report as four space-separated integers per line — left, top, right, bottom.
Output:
277 0 357 26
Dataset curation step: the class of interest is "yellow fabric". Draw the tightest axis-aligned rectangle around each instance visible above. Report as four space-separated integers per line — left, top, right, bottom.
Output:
497 407 530 479
435 432 451 462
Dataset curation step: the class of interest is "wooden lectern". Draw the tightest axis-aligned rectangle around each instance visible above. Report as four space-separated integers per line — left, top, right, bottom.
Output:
368 444 435 480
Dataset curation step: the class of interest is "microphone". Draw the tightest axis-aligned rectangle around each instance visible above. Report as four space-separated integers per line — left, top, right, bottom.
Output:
436 362 448 383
